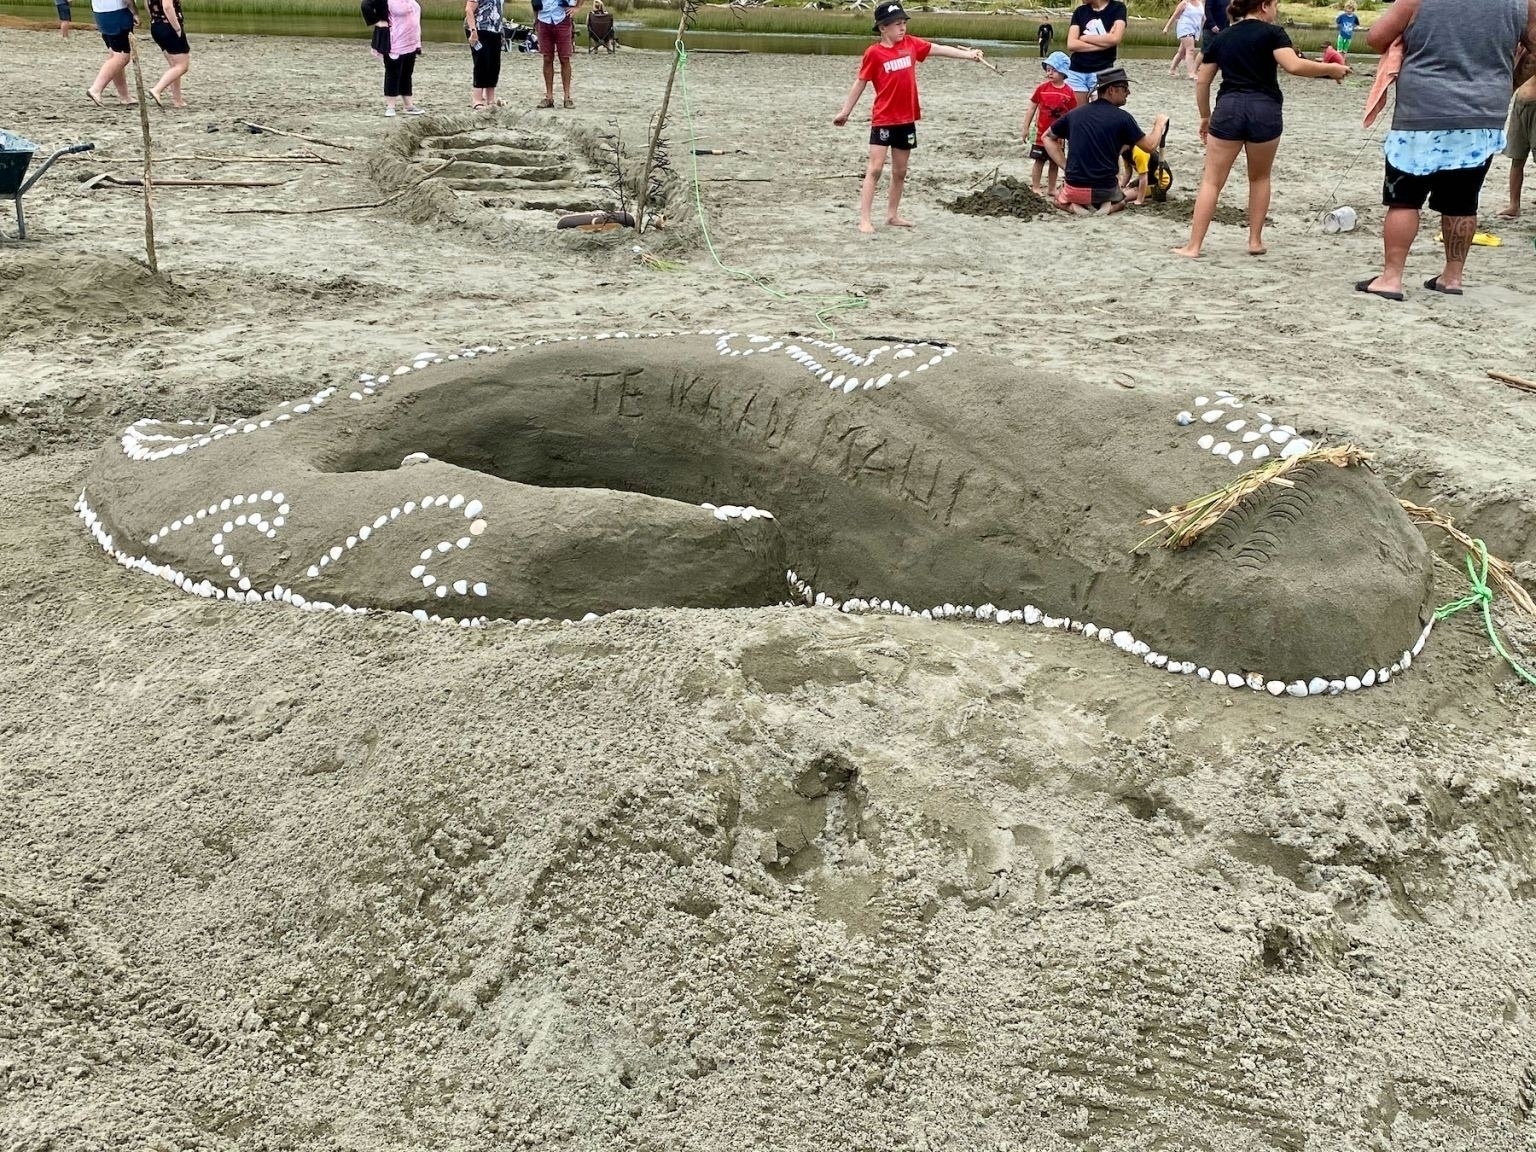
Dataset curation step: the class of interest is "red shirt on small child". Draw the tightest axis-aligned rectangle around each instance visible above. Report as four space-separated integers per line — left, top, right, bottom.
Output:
858 35 934 126
1030 80 1077 143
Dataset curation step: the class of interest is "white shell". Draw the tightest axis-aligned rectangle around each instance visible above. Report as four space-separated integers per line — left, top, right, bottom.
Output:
1286 681 1308 697
1266 681 1285 696
1362 669 1376 687
1345 675 1362 691
1225 672 1244 689
1307 677 1328 696
1197 434 1215 450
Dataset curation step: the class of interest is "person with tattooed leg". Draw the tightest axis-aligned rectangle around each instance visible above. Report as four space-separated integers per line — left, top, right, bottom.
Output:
1355 0 1536 301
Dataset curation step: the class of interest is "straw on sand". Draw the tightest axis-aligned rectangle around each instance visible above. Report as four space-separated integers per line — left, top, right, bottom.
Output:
1138 444 1372 551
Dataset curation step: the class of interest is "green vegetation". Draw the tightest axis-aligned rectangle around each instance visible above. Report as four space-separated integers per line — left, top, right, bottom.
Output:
0 0 1373 48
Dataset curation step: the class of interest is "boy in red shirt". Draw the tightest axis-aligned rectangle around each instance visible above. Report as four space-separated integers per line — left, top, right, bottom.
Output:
1022 51 1076 196
833 1 987 233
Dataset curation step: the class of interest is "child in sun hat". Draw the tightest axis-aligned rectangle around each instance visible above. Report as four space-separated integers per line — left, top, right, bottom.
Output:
833 0 989 233
1022 50 1076 196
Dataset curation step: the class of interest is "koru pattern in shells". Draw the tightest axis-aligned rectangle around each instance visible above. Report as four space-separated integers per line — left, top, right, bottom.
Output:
78 330 1433 696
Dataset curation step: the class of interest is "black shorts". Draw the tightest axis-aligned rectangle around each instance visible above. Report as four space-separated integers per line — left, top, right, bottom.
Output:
151 22 189 53
101 27 130 50
56 1 71 19
1208 90 1282 144
870 123 917 150
1382 158 1491 218
1029 143 1050 162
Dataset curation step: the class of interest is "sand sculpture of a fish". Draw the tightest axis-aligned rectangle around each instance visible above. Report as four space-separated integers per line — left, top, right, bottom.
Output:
78 331 1437 696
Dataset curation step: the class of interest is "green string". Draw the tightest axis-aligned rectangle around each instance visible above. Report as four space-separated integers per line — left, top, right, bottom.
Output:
1432 538 1536 687
673 39 869 337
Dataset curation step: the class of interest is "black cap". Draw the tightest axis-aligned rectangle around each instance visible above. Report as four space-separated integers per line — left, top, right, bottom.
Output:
1093 67 1131 91
873 1 910 32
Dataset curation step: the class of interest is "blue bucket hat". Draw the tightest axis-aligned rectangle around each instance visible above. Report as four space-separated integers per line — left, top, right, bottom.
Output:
1043 51 1071 75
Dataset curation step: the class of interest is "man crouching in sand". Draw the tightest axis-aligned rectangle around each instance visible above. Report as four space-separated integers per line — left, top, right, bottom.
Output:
1042 67 1169 215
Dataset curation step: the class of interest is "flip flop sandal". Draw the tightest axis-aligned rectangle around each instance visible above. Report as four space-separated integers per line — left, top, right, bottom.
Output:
85 89 104 107
563 98 575 108
537 97 555 108
1424 277 1463 295
149 90 164 109
1354 278 1404 302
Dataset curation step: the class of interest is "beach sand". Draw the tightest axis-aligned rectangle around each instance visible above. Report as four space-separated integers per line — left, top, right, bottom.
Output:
3 26 1536 1150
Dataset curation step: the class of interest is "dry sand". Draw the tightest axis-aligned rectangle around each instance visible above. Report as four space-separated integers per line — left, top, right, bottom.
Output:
3 26 1536 1151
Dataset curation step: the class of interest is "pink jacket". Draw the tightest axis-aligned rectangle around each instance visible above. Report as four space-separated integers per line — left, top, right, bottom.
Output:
386 0 422 57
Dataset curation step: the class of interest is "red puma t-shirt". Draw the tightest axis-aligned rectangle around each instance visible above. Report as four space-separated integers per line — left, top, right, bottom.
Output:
858 35 933 127
1030 80 1077 142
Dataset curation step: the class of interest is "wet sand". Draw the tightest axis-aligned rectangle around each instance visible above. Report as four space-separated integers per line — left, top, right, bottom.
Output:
3 27 1536 1151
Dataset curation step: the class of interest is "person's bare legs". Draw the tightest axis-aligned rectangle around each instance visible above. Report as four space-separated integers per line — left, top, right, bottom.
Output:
1499 160 1525 218
542 55 555 102
886 147 913 226
89 51 131 103
1046 160 1060 196
857 144 888 233
1242 136 1279 254
1364 205 1421 295
1172 134 1242 257
1030 157 1045 195
1435 214 1476 291
1184 35 1197 78
484 86 496 108
559 55 573 103
1168 40 1185 77
152 54 190 106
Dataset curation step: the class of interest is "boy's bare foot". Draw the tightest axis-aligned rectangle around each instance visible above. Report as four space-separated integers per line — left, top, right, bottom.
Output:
1030 185 1043 195
887 215 914 227
857 219 876 234
1171 244 1202 259
1247 242 1267 255
1497 205 1520 219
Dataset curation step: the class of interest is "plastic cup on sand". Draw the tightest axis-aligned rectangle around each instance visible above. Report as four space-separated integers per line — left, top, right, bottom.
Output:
1322 206 1357 233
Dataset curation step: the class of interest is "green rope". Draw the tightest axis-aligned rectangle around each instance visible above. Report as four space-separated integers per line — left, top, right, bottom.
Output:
673 39 868 337
1432 538 1536 687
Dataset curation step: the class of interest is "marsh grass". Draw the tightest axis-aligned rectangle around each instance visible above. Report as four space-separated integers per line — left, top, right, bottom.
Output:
0 0 1369 48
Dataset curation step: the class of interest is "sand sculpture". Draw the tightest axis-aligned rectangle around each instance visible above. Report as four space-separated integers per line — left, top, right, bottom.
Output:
78 331 1437 696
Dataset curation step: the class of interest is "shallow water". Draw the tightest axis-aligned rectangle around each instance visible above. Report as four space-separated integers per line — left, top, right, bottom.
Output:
0 2 1344 54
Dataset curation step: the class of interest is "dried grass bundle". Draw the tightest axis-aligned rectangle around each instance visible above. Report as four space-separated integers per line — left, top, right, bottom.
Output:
1398 499 1536 620
631 244 683 272
1138 444 1373 551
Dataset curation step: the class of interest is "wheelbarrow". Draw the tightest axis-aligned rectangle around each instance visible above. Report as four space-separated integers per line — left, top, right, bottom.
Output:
1 129 95 240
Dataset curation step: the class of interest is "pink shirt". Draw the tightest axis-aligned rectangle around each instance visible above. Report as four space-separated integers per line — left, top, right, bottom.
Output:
387 0 421 57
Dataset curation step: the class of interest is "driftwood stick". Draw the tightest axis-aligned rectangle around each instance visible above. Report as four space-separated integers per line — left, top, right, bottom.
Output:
152 153 336 164
241 122 356 152
128 36 158 275
215 159 453 215
99 175 294 188
636 3 691 235
1488 370 1536 394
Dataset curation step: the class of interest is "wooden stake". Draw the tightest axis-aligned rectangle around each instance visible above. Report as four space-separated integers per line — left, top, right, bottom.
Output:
241 122 356 152
1488 369 1536 394
128 35 158 275
635 3 691 235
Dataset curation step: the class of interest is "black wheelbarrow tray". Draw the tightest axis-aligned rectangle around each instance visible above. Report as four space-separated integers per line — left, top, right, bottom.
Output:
1 129 95 240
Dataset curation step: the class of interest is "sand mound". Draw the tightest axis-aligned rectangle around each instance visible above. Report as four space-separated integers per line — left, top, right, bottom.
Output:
81 330 1436 685
0 251 186 339
947 177 1054 221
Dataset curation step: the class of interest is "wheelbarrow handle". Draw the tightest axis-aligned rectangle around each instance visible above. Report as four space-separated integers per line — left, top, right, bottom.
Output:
18 142 97 195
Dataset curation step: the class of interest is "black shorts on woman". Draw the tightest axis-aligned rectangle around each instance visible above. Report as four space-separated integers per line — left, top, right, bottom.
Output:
1202 19 1291 144
151 22 189 53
